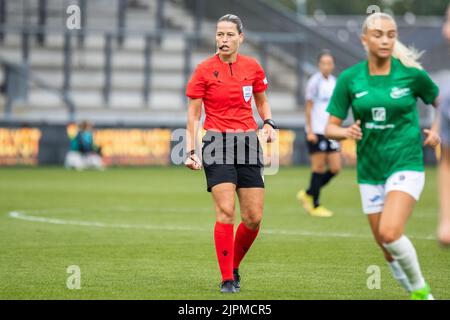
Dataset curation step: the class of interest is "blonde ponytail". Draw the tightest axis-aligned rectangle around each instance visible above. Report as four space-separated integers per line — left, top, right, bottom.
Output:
362 12 424 70
392 39 424 70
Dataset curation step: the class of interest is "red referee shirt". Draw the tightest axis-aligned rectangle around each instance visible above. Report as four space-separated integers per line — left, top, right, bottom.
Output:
186 54 269 132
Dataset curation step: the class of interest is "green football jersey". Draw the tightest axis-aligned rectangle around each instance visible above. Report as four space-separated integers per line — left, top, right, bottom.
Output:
327 57 439 184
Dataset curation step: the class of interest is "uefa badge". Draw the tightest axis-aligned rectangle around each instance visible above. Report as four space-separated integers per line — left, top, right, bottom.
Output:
242 86 253 102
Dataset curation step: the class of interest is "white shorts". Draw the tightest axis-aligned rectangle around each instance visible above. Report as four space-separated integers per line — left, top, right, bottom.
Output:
359 171 425 215
64 151 104 170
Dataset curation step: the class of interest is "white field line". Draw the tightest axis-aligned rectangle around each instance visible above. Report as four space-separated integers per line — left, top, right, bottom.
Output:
7 211 436 241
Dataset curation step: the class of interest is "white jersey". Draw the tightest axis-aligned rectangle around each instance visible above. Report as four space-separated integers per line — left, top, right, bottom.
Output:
439 72 450 119
305 72 336 135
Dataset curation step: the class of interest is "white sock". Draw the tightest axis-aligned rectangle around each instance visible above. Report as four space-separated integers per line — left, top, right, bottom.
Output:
388 260 412 293
383 235 426 291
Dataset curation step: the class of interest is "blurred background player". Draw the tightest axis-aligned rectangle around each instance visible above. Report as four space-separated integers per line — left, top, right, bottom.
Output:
184 14 276 293
297 50 340 218
326 12 440 300
65 121 104 170
438 4 450 246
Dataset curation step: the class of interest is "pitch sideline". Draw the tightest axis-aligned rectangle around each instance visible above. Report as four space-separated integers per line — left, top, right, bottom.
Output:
7 210 436 241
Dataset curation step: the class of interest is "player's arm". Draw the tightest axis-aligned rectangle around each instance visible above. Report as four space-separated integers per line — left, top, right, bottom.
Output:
185 98 202 170
325 116 362 141
305 100 318 143
325 71 359 141
305 99 313 134
415 69 440 148
254 91 276 143
423 98 441 148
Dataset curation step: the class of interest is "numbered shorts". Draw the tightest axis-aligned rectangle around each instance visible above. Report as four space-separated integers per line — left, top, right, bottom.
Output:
307 134 340 154
359 171 425 214
202 131 264 192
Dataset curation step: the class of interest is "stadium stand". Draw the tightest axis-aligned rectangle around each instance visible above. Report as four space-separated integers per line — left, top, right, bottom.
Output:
0 0 447 127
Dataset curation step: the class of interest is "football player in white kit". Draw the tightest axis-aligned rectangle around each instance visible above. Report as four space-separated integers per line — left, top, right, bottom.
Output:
297 50 341 217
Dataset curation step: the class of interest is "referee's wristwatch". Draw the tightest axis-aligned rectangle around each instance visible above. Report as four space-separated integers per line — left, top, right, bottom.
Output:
263 119 278 130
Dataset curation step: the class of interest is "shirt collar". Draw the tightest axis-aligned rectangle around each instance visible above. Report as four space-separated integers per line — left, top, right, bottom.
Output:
215 53 240 65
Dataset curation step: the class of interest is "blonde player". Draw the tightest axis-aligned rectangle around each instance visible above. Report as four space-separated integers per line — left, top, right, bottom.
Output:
326 13 440 300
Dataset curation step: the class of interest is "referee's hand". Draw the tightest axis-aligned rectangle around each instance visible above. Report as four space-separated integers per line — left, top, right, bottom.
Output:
185 154 202 171
262 124 277 143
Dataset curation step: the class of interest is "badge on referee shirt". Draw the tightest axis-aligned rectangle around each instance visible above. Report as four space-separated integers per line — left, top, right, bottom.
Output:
243 86 253 102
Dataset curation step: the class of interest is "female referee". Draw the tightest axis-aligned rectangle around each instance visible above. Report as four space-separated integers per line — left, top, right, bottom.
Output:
325 12 440 300
297 50 340 218
184 14 276 293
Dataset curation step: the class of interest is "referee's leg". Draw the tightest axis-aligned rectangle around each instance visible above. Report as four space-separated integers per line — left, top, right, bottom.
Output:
234 188 264 271
211 183 237 286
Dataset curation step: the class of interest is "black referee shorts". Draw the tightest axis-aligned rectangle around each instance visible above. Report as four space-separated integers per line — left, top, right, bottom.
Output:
202 131 265 192
306 133 340 154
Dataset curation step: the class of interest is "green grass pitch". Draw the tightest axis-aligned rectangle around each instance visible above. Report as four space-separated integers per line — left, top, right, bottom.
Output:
0 166 449 300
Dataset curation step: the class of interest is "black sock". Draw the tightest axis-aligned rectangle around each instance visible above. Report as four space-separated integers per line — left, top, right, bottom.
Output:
306 172 324 208
321 170 336 188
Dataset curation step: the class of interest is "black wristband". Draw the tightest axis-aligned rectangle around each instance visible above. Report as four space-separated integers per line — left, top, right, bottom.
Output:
263 119 278 129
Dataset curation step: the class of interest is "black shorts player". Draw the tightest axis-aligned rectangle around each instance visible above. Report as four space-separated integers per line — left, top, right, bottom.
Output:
297 50 341 217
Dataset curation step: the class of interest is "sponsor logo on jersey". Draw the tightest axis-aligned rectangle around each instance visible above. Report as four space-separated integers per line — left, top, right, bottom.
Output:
355 91 369 99
365 123 395 130
372 107 386 122
390 87 411 99
242 86 253 102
